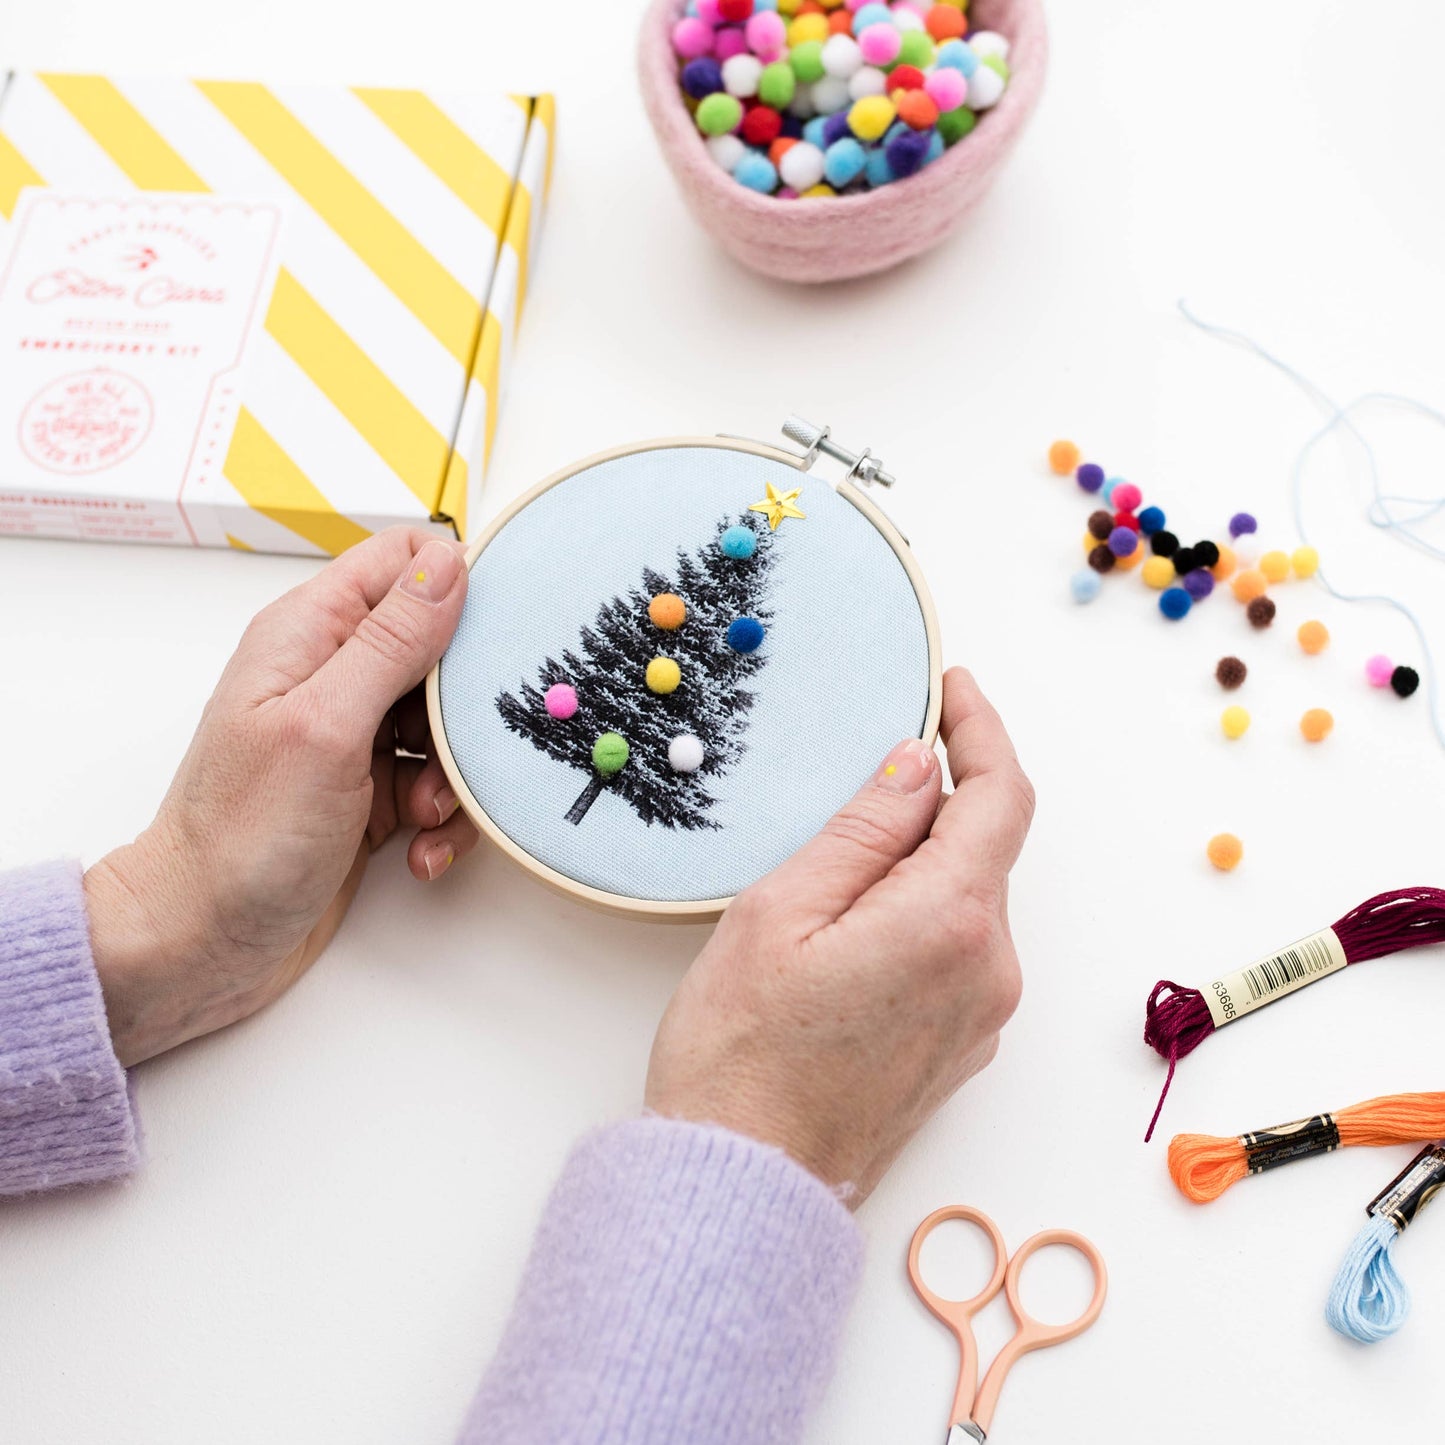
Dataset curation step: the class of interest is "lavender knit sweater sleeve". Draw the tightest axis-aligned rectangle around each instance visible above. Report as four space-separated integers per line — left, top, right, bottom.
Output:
461 1117 864 1445
0 861 139 1194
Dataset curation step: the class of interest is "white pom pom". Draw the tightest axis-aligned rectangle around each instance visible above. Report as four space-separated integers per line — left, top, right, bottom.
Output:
893 7 924 29
721 53 762 99
968 29 1010 59
787 86 817 119
966 63 1005 110
778 140 825 191
848 66 887 100
1233 543 1260 568
705 134 746 172
668 734 705 774
821 33 862 79
810 76 851 115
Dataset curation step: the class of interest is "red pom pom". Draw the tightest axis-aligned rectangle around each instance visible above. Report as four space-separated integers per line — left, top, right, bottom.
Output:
1113 510 1141 533
719 0 754 20
742 104 783 145
887 64 927 93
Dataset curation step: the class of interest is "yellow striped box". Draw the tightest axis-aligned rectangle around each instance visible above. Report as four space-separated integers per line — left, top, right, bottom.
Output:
0 73 554 555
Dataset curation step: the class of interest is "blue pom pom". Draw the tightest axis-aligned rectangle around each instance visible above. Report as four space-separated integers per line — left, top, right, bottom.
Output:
885 129 929 178
936 39 979 76
824 137 867 187
727 616 766 653
884 120 911 145
803 115 829 148
822 111 853 147
853 3 893 32
720 525 758 560
681 58 724 100
733 152 779 194
753 0 778 8
1070 569 1102 605
780 114 804 139
1138 505 1166 534
1101 476 1123 505
865 147 895 187
1159 587 1193 620
924 130 945 165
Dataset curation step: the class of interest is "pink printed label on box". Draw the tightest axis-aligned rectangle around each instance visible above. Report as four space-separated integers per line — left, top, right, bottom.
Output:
0 192 281 543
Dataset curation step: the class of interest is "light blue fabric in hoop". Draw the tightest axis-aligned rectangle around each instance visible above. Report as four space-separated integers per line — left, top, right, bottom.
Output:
438 445 933 903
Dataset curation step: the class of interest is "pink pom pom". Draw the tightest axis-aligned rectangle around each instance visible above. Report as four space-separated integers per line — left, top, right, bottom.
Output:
544 683 579 719
858 23 901 66
1365 654 1395 688
745 10 786 57
777 185 799 198
1112 482 1143 512
924 68 967 112
696 0 724 22
672 16 715 59
713 25 748 60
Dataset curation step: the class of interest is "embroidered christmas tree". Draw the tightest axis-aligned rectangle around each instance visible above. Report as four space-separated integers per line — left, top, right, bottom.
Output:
496 511 781 829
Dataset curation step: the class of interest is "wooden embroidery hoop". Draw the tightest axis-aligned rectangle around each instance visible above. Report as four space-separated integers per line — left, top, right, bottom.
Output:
425 427 944 923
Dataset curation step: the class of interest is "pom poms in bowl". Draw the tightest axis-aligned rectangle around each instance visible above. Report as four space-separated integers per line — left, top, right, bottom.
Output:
640 0 1047 282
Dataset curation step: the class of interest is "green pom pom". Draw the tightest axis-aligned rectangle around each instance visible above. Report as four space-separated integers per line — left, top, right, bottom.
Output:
937 106 978 145
758 61 797 108
982 54 1011 81
592 732 629 776
896 31 935 69
696 92 742 137
789 40 825 84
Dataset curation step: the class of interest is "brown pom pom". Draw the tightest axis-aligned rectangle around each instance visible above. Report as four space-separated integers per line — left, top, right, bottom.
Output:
1087 509 1115 540
1215 656 1248 690
1246 595 1277 629
1088 544 1116 574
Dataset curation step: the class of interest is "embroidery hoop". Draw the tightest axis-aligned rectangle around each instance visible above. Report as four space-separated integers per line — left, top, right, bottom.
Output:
426 424 943 921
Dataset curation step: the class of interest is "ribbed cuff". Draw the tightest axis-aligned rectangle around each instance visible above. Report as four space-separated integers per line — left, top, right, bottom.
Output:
461 1116 863 1445
0 860 139 1195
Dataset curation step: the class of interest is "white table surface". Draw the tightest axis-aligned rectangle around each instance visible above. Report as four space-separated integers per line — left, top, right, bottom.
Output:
3 1 1444 1440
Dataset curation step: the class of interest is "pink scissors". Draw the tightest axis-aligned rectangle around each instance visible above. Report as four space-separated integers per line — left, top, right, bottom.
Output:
907 1205 1108 1443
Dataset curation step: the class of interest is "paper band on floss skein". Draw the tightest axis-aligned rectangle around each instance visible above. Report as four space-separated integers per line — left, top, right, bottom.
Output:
1142 888 1445 1141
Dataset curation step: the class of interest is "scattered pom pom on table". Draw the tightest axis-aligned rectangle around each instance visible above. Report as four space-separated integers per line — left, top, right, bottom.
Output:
1112 482 1143 513
1216 656 1248 690
1088 544 1116 574
592 731 630 776
1194 541 1221 569
668 733 706 773
1160 587 1192 620
1076 463 1105 494
1108 526 1138 558
1260 550 1291 584
648 592 687 630
1112 510 1141 533
1246 595 1277 629
1138 506 1166 535
727 616 766 653
1300 707 1334 742
1232 570 1268 603
1207 833 1244 871
1298 619 1330 655
1292 545 1320 579
1151 530 1180 558
1049 440 1081 476
1184 569 1214 601
1365 654 1395 688
1115 540 1144 571
1087 509 1114 540
1221 705 1251 740
1142 556 1175 590
1392 666 1421 698
1229 512 1258 539
646 656 683 694
1070 569 1102 605
720 524 758 559
544 682 579 720
1211 544 1237 581
1171 546 1198 577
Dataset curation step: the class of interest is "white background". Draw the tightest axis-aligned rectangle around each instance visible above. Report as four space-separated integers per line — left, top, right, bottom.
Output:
2 2 1444 1441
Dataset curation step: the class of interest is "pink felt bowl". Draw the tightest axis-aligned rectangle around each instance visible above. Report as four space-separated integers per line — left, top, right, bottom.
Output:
639 0 1048 284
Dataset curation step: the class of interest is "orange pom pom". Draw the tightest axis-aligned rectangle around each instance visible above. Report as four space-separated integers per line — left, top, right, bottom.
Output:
926 4 966 40
769 136 798 166
1206 833 1244 871
1211 544 1237 581
1297 619 1330 655
1114 540 1144 570
896 90 940 130
1300 708 1334 742
1231 570 1268 603
648 593 687 630
1049 439 1081 476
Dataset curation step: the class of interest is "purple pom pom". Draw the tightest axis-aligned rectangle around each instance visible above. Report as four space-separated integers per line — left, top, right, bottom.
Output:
681 58 725 99
822 111 853 146
885 128 930 178
1076 462 1106 494
1107 525 1139 558
1183 568 1215 600
1228 511 1258 539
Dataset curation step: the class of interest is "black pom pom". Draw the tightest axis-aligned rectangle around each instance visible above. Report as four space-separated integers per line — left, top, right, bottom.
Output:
1194 541 1220 567
1172 546 1198 576
1088 544 1116 574
1087 509 1115 540
1247 596 1276 629
1392 665 1420 698
1151 530 1179 558
1215 656 1247 690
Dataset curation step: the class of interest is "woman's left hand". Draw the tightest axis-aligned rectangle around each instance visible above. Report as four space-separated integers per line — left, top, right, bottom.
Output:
85 527 477 1066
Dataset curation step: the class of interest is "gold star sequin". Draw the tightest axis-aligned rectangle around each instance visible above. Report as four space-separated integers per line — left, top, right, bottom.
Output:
748 482 806 531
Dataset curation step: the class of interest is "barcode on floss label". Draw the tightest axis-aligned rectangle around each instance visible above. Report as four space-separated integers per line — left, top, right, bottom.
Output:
1202 927 1349 1028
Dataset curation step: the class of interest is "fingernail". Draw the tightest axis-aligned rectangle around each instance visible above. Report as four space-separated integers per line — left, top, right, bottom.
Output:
399 541 462 604
874 739 936 794
435 787 458 826
424 843 454 880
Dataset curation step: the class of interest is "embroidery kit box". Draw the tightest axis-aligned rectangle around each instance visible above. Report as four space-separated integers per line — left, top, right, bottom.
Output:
0 72 554 555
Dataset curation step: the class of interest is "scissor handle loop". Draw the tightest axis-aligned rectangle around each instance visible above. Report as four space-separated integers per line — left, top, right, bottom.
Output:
906 1205 1009 1326
1003 1227 1109 1347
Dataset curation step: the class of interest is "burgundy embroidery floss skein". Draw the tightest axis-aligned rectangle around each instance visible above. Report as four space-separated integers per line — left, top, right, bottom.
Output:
1142 888 1445 1142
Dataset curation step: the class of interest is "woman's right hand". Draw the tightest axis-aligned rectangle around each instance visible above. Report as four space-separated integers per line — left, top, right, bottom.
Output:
645 667 1033 1205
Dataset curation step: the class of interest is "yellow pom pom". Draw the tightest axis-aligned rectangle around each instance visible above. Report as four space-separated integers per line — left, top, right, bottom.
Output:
788 12 829 44
646 656 682 694
1231 570 1268 603
1211 544 1237 581
1259 550 1290 583
848 95 897 142
1221 705 1251 740
1300 707 1334 742
1297 619 1330 655
1142 556 1175 589
1292 545 1320 578
1049 439 1081 476
1083 532 1101 553
801 183 836 197
777 0 802 13
1207 833 1244 871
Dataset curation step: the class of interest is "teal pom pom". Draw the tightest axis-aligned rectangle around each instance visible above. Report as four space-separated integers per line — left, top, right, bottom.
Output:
823 137 867 187
734 152 778 193
721 525 758 559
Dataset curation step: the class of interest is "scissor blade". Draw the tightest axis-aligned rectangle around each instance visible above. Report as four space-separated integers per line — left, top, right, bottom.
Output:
947 1425 985 1445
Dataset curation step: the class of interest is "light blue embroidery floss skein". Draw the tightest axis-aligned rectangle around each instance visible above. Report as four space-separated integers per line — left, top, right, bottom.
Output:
1327 1141 1445 1344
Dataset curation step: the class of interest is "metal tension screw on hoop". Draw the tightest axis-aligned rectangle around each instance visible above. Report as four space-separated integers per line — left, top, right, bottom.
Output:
781 415 897 488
